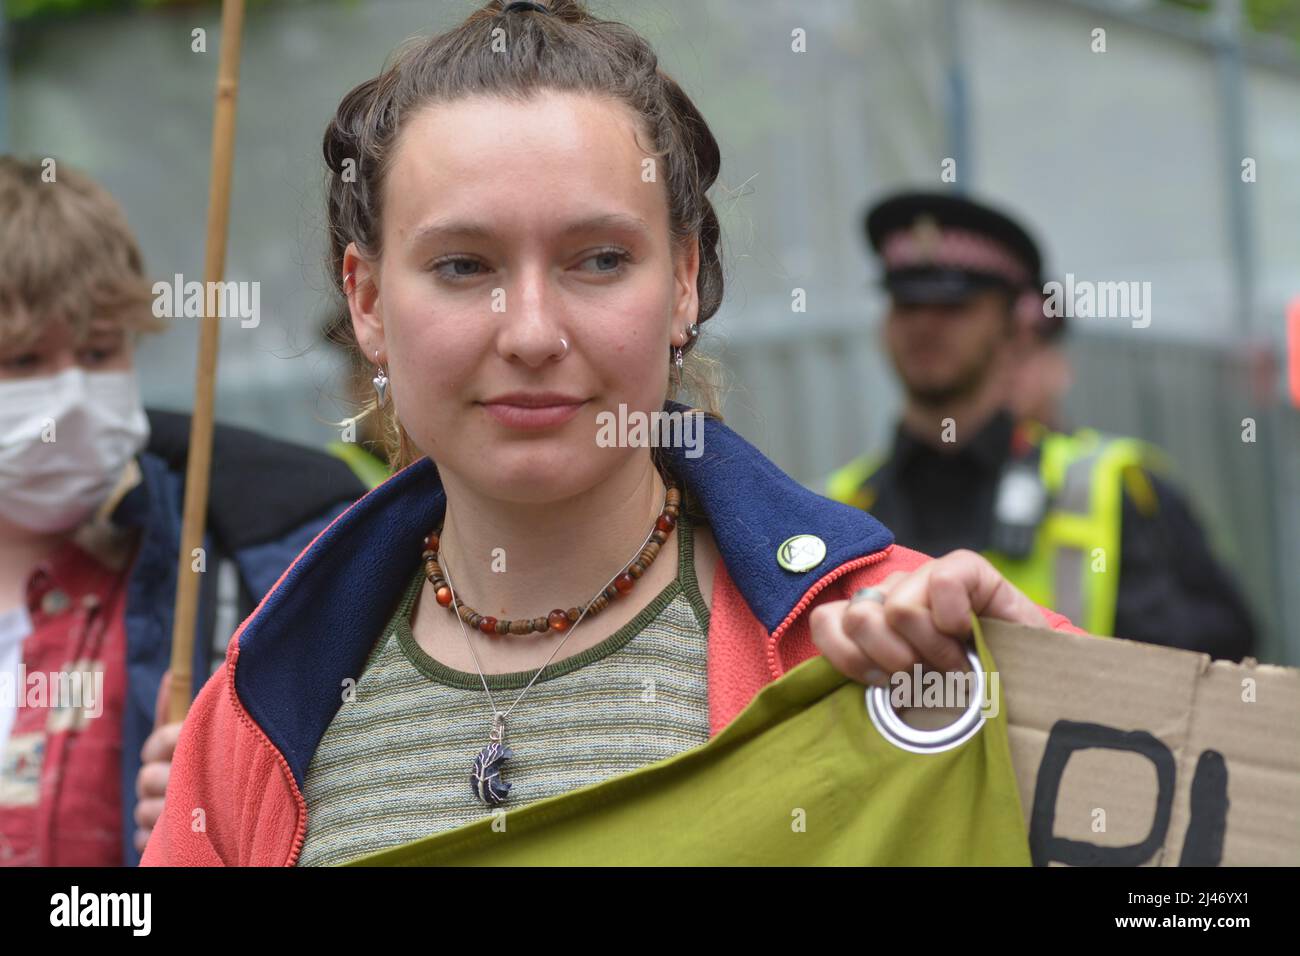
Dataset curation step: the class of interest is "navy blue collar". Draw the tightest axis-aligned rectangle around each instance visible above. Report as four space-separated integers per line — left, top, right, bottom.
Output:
233 403 894 786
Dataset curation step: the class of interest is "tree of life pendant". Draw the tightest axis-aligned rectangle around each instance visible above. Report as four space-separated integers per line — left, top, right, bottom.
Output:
470 711 512 806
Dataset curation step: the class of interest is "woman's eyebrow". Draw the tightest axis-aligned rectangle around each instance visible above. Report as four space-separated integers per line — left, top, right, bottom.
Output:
408 213 650 246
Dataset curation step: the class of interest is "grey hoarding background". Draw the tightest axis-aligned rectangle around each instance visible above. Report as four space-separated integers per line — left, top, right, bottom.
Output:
6 0 1297 661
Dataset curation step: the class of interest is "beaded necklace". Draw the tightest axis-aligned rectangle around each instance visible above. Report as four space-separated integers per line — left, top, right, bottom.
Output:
425 476 681 806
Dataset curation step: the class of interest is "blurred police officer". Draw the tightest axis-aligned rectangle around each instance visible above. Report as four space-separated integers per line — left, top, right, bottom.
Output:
825 190 1255 660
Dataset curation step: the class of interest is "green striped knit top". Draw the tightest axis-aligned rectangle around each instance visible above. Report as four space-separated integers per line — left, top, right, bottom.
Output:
296 509 712 866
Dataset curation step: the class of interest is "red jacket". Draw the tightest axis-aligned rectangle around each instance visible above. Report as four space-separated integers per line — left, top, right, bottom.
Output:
143 412 1081 866
0 540 131 866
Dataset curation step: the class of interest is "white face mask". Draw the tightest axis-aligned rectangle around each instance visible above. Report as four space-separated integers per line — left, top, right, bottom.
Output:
0 368 150 534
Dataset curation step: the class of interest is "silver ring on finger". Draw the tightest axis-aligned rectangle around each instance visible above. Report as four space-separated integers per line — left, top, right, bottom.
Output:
851 586 887 605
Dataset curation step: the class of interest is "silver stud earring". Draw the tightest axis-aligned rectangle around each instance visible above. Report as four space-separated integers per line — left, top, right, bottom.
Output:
372 350 389 407
686 323 700 340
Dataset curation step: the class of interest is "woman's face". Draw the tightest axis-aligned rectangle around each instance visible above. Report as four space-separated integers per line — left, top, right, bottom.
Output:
348 91 700 504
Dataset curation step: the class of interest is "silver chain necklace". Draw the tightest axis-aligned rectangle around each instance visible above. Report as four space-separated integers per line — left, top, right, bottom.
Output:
437 489 670 807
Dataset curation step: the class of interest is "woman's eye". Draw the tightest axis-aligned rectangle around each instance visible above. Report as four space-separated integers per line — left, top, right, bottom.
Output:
78 349 114 365
581 249 632 274
431 257 486 281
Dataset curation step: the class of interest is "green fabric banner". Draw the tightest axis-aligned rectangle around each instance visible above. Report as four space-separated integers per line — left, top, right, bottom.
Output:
347 618 1030 866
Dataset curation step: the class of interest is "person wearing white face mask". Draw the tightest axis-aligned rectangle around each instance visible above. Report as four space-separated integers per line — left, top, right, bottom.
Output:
0 156 369 866
0 368 152 536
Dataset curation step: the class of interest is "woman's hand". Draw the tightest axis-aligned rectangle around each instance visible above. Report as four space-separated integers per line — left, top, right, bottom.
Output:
809 549 1046 684
134 670 182 855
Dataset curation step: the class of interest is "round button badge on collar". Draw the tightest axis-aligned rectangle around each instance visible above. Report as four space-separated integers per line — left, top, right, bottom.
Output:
776 534 827 572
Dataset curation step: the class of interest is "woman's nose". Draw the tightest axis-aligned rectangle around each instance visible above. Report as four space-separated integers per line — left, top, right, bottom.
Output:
495 266 569 367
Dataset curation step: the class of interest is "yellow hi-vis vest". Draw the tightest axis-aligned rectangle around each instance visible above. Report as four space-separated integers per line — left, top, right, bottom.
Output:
824 426 1162 638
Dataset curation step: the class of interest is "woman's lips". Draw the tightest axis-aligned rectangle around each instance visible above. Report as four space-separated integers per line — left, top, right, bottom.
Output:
479 400 586 430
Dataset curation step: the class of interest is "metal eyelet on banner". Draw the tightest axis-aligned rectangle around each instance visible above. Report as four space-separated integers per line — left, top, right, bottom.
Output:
865 647 987 755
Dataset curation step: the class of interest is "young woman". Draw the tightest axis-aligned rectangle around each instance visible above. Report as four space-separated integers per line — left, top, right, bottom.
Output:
143 0 1082 867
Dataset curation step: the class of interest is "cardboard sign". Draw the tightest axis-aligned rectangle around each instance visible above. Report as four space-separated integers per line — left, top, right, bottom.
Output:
980 620 1300 866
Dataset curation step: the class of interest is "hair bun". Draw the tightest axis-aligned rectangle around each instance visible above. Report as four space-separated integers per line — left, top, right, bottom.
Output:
494 0 591 25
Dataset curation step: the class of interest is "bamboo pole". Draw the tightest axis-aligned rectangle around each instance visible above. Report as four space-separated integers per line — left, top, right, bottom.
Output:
168 0 246 723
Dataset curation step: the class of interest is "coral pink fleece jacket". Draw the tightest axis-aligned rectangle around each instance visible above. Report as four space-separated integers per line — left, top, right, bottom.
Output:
142 407 1082 866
